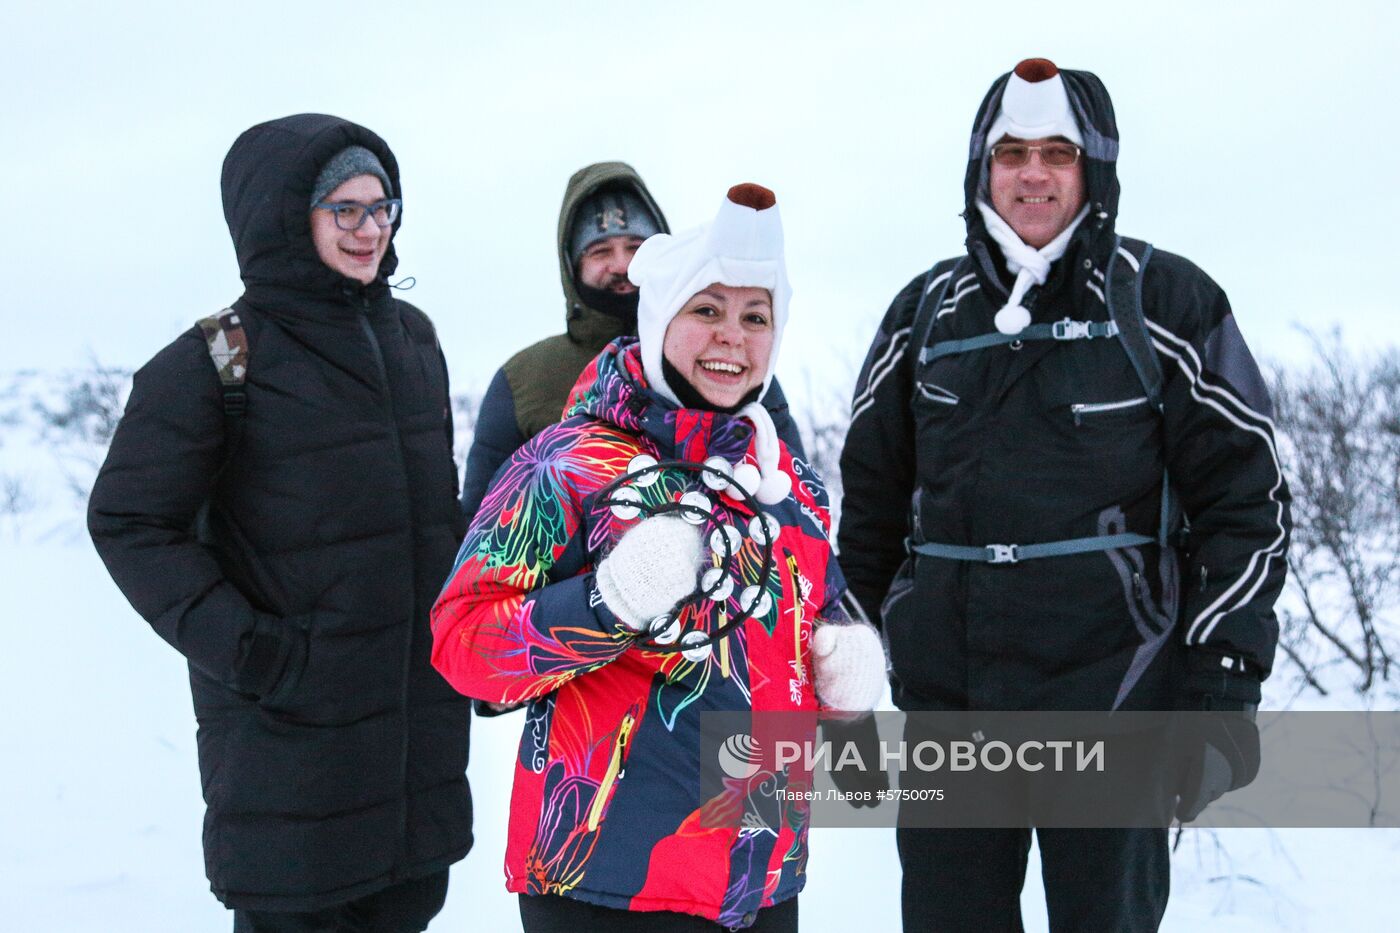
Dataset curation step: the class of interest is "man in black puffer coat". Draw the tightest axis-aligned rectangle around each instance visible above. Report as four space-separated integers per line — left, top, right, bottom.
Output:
839 61 1290 931
89 114 472 930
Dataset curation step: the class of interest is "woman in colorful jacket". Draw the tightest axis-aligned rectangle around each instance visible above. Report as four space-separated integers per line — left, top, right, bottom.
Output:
432 184 885 932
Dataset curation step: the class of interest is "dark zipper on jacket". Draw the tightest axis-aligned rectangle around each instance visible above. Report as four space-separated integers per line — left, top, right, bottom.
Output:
357 299 389 384
356 289 417 880
1071 396 1149 425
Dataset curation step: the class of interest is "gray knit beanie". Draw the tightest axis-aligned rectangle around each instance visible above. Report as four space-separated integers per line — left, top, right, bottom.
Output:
569 189 661 267
310 145 394 206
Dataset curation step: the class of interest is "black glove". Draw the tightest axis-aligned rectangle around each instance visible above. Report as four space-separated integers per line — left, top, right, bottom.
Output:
1175 708 1260 822
1175 649 1262 823
820 714 889 808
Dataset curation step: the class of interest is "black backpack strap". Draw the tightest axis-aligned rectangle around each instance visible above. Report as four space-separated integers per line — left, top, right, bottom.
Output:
907 256 970 376
196 307 250 470
1105 235 1178 547
1105 236 1162 412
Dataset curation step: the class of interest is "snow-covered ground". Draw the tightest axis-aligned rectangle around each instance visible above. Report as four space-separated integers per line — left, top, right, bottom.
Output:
2 379 1396 931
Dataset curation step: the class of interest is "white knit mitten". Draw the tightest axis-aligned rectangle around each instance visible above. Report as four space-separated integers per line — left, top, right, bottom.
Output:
812 623 887 712
595 515 703 631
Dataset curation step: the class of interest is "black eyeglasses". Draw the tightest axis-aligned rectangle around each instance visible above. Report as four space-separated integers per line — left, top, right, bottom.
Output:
989 142 1082 168
314 198 402 231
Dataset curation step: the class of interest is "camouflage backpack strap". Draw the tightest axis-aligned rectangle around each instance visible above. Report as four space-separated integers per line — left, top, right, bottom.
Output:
197 308 250 416
196 307 250 470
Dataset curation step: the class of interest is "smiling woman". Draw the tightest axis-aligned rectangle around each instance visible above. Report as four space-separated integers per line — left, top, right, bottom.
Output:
430 182 888 932
662 284 774 410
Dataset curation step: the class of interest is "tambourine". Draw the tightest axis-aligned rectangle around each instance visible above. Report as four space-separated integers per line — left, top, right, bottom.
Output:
593 454 781 659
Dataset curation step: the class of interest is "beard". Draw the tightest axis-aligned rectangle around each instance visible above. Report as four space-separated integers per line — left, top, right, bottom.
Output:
575 277 641 322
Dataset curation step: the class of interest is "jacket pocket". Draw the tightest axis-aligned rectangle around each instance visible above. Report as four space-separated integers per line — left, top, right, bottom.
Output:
879 555 963 704
1069 396 1149 426
911 380 962 440
915 382 960 406
586 708 639 833
199 504 293 616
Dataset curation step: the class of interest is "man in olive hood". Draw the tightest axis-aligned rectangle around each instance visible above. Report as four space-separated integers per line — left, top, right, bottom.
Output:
459 162 803 524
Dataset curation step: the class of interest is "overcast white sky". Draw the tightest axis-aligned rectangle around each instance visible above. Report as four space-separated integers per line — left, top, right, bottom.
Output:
3 0 1396 393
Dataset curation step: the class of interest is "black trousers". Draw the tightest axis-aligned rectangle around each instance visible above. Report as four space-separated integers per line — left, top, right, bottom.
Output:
232 870 449 933
897 827 1168 932
519 893 799 933
894 713 1175 932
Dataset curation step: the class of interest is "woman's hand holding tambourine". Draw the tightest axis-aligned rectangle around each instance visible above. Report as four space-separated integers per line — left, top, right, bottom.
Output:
594 515 703 632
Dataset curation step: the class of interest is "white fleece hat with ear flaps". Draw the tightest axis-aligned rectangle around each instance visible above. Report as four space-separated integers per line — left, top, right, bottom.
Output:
981 57 1089 336
628 183 794 505
985 58 1083 151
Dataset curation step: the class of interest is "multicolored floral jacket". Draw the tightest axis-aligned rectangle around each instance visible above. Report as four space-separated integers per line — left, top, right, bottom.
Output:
432 338 847 927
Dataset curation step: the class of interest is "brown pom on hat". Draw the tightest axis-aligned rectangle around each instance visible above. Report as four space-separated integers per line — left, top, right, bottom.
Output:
726 183 776 211
1014 58 1060 82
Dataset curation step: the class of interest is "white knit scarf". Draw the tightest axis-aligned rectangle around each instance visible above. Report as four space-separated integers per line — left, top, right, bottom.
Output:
975 200 1090 335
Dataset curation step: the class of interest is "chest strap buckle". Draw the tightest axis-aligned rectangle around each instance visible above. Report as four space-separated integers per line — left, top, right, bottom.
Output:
1052 318 1120 341
986 544 1020 564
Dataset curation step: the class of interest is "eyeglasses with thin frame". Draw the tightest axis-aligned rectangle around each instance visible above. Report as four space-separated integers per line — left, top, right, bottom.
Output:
314 198 402 231
989 142 1082 169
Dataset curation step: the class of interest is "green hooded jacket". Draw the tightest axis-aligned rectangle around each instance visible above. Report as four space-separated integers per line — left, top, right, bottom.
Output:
502 161 668 438
461 163 803 525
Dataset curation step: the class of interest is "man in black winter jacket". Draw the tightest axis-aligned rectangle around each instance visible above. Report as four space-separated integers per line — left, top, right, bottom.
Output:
838 60 1290 931
89 115 472 931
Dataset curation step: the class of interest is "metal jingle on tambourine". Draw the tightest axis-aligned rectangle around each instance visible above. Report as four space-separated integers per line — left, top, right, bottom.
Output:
738 585 773 618
747 513 781 546
700 566 734 602
626 454 660 486
647 614 680 645
708 524 742 561
608 485 643 520
701 456 733 491
678 491 714 525
680 630 712 663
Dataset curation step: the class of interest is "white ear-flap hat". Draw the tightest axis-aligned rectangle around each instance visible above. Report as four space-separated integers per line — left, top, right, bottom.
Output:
985 58 1083 150
627 183 794 504
629 183 790 405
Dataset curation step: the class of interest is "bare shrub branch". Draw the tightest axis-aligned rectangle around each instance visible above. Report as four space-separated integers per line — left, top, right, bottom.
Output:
1271 331 1400 698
